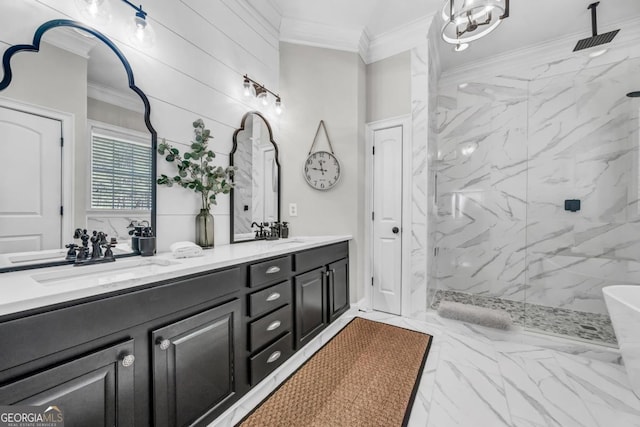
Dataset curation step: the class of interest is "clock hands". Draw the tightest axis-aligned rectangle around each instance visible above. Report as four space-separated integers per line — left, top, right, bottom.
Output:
311 160 327 175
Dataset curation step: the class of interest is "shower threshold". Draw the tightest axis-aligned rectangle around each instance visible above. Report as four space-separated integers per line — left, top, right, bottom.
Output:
431 289 617 345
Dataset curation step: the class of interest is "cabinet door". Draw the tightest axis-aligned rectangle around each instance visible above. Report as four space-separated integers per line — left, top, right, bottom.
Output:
328 258 349 323
294 267 327 349
152 299 241 427
0 340 135 427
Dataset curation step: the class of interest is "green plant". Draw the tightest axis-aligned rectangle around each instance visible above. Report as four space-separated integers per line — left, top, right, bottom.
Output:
157 119 235 210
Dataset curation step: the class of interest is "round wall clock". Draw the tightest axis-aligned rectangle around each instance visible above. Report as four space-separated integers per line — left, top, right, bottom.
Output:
304 150 341 191
303 120 341 191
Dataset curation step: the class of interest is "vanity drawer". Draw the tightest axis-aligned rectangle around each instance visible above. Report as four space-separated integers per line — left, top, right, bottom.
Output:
248 281 291 317
249 304 292 352
249 256 292 288
249 332 293 386
294 242 348 274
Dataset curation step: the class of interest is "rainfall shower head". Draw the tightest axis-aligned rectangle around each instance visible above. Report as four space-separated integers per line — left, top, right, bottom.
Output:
573 2 620 52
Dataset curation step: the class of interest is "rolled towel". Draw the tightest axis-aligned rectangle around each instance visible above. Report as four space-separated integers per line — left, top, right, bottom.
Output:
170 241 203 258
437 301 512 330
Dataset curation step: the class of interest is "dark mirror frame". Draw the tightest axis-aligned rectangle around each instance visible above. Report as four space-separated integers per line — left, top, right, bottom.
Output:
230 111 280 243
0 19 157 272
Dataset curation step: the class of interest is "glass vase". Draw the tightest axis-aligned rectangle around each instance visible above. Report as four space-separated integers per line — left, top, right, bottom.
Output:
195 208 214 248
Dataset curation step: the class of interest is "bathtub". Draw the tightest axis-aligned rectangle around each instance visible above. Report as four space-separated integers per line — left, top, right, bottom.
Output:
603 285 640 398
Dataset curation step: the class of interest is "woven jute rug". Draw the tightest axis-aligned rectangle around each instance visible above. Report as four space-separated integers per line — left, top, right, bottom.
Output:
238 317 432 427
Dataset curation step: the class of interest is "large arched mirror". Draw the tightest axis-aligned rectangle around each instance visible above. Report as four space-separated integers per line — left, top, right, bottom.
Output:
230 111 280 243
0 20 156 272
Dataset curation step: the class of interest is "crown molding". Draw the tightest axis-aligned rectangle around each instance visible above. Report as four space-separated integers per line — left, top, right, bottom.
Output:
237 0 281 41
43 28 98 59
365 14 435 64
279 17 365 55
440 15 640 86
87 82 145 113
279 14 437 64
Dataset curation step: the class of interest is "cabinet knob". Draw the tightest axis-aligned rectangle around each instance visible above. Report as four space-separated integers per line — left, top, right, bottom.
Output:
121 354 135 367
266 292 281 302
267 351 281 363
266 266 281 274
266 320 281 331
156 337 171 351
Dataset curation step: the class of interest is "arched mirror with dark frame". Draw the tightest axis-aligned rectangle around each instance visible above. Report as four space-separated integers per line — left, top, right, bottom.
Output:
230 111 280 243
0 19 157 272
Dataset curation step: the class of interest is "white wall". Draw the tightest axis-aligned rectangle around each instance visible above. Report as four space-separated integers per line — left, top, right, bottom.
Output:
366 51 411 123
0 0 281 250
279 42 366 302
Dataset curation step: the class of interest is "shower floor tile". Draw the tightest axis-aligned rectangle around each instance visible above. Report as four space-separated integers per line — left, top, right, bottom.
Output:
431 290 617 345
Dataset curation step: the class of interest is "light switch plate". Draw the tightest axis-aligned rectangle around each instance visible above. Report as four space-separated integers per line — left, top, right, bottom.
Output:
289 203 298 217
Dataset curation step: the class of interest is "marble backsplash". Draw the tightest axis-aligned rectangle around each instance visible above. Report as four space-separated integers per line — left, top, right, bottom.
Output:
434 50 640 315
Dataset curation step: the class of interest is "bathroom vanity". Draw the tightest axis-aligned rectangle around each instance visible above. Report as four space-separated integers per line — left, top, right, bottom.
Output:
0 236 350 426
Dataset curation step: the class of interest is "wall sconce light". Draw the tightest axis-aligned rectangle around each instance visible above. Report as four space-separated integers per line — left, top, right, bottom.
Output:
441 0 509 52
75 0 155 48
242 74 283 115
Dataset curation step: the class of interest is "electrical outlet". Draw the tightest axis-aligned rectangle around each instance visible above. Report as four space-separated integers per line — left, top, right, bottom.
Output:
289 203 298 217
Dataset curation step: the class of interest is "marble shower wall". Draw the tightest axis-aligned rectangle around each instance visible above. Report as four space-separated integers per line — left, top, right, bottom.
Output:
410 44 429 316
426 27 441 309
436 48 640 315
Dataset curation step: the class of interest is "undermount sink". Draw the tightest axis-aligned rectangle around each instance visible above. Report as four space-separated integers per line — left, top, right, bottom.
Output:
268 238 307 246
31 258 180 288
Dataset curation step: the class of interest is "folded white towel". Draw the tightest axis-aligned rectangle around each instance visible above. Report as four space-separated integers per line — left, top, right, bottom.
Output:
170 241 203 258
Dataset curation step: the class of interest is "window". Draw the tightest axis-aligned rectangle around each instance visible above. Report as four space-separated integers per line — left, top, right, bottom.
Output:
90 126 152 210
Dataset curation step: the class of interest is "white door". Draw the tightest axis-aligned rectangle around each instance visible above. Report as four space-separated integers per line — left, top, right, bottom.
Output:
0 107 62 253
372 125 403 314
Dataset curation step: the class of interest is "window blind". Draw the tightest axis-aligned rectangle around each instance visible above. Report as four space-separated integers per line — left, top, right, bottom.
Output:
91 133 152 210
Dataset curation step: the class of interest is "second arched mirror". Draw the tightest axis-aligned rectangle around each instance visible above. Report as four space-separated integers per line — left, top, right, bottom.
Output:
230 111 280 243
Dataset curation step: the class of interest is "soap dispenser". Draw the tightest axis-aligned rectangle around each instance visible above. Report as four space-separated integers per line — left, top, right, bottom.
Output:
139 226 156 257
281 222 289 239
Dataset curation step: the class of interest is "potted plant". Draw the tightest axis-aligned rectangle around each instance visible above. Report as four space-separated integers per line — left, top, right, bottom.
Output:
157 119 235 247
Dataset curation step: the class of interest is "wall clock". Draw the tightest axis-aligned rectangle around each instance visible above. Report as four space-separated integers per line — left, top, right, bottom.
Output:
303 120 341 191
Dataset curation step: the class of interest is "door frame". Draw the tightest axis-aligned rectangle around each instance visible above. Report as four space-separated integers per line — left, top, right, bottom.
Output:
364 115 412 316
0 96 75 243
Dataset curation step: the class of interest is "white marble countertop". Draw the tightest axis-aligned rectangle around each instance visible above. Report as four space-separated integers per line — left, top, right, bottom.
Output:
0 235 351 318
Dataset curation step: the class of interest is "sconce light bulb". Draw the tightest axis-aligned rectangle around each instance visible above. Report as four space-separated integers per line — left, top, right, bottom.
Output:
275 98 282 115
258 90 268 106
88 1 100 16
129 12 155 48
243 78 252 97
75 0 112 25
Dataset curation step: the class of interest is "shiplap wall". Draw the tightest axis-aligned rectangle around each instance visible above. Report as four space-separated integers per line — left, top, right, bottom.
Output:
0 0 281 249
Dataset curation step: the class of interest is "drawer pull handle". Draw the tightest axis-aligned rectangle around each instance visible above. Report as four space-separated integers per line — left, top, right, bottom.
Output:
267 351 281 363
121 354 135 367
156 337 171 351
266 266 281 274
267 320 281 331
266 292 281 302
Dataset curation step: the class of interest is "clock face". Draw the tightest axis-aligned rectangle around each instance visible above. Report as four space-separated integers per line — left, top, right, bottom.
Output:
303 151 341 191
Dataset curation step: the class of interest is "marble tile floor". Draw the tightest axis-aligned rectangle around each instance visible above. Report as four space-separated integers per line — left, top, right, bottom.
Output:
431 289 617 345
211 308 639 427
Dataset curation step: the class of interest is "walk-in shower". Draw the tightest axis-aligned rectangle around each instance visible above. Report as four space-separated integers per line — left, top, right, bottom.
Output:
429 13 640 346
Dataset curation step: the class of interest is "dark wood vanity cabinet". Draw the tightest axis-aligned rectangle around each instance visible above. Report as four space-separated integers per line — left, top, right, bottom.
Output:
327 257 350 323
293 242 350 349
294 267 328 348
0 340 135 427
0 240 349 426
152 299 241 427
